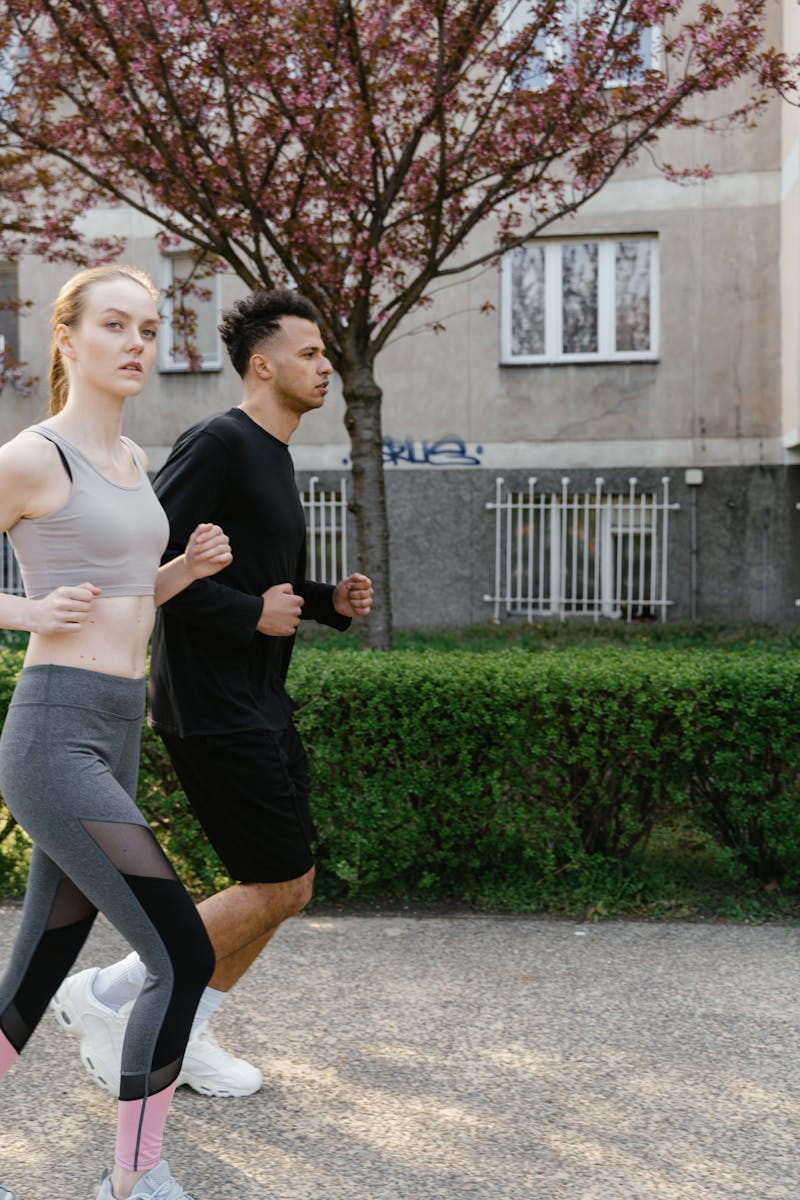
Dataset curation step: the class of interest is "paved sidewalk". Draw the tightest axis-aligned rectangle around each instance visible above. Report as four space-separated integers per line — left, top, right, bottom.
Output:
0 907 797 1200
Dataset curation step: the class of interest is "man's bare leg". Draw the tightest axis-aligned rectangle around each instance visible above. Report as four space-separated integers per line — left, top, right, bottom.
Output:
197 867 315 991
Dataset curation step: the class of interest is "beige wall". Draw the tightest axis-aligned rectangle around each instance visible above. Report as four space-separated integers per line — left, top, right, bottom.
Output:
780 0 800 448
371 172 786 470
374 189 781 440
1 40 793 474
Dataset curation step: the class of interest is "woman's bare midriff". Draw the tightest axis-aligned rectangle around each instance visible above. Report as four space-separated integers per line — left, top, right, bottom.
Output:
23 595 156 679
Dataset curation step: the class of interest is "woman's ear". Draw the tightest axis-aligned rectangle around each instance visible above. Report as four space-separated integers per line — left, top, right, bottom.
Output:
54 323 77 361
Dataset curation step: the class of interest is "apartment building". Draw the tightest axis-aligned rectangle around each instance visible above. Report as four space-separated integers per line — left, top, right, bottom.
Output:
0 0 798 627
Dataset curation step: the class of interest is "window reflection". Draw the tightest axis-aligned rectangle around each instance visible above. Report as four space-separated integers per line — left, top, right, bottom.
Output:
562 242 598 354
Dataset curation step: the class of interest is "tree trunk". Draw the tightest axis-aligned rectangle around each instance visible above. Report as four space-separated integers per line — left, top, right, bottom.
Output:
339 353 393 651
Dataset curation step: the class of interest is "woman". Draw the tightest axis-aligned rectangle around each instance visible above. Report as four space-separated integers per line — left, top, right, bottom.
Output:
0 265 230 1200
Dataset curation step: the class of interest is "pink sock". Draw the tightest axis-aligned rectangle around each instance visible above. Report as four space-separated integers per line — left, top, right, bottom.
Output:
0 1029 19 1079
114 1082 177 1171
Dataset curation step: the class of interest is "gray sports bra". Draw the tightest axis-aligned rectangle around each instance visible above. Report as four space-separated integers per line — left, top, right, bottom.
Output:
6 425 170 600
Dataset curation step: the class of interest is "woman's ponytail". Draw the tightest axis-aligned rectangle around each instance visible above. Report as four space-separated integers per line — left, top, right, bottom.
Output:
48 340 69 415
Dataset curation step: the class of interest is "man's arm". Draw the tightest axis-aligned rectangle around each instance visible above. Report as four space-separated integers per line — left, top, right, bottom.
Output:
298 578 351 631
297 570 374 630
155 429 263 646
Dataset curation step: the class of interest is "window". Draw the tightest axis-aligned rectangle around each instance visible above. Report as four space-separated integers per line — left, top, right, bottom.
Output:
159 252 222 372
0 263 19 361
501 236 658 364
501 0 660 90
484 477 678 622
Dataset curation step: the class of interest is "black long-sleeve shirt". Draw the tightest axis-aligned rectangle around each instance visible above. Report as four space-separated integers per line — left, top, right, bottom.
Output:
149 407 349 737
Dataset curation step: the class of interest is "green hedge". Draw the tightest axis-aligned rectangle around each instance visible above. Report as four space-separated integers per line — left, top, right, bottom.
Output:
1 646 799 905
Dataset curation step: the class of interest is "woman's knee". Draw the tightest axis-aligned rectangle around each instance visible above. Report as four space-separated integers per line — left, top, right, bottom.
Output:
143 892 215 993
176 912 215 990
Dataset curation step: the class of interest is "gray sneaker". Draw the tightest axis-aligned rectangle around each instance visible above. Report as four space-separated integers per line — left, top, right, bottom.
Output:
96 1160 199 1199
0 1186 18 1199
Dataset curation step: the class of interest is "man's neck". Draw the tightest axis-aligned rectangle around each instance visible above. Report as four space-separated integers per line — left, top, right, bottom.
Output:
236 397 301 444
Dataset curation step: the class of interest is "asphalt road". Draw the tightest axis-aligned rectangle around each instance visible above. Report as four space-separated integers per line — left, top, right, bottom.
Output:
0 907 797 1200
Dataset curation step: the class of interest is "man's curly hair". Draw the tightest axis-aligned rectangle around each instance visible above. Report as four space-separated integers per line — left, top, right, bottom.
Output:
219 289 323 378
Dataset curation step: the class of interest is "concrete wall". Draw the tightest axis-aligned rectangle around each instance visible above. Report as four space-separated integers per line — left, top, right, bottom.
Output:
297 464 800 629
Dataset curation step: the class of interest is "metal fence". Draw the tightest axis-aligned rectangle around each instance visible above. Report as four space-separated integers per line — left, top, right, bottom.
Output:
484 476 679 622
0 478 349 598
0 534 22 595
301 476 349 585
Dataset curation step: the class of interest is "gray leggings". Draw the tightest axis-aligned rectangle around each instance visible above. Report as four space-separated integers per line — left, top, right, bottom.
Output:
0 664 214 1103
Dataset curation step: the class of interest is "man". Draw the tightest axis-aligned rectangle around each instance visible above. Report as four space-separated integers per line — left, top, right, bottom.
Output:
51 289 373 1098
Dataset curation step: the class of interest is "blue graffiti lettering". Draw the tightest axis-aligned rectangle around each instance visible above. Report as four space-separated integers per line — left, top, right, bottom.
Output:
382 436 483 467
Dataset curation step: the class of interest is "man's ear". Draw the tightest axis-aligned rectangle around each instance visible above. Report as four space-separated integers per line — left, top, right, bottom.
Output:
249 351 273 381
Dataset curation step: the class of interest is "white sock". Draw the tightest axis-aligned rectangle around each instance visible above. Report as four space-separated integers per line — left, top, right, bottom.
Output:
92 952 147 1012
93 959 227 1038
190 986 227 1038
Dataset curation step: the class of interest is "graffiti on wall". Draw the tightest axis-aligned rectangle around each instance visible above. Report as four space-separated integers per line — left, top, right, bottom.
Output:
342 436 484 468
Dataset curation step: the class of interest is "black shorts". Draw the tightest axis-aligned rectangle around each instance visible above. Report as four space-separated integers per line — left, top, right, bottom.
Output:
160 723 315 885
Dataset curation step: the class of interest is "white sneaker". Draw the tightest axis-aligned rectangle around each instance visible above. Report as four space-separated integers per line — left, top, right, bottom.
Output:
0 1185 19 1199
177 1024 263 1098
53 969 262 1099
51 966 129 1097
96 1159 199 1199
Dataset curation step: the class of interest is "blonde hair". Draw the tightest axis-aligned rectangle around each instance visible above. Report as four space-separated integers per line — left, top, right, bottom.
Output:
49 264 159 415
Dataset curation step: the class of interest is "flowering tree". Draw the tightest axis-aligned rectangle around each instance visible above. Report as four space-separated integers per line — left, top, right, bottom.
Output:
0 348 34 395
0 0 796 647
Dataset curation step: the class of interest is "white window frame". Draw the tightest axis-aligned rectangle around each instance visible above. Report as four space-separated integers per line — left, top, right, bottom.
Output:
158 253 223 373
500 0 662 89
500 235 659 365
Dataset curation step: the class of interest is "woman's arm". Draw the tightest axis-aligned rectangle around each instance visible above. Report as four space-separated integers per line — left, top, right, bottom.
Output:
154 522 232 608
0 434 103 634
0 583 103 634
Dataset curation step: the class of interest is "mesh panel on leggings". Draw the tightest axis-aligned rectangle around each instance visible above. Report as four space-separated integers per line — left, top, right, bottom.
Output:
80 821 189 1098
0 905 95 1053
0 1001 27 1053
79 820 177 881
78 820 214 1102
45 876 97 930
117 872 214 1101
